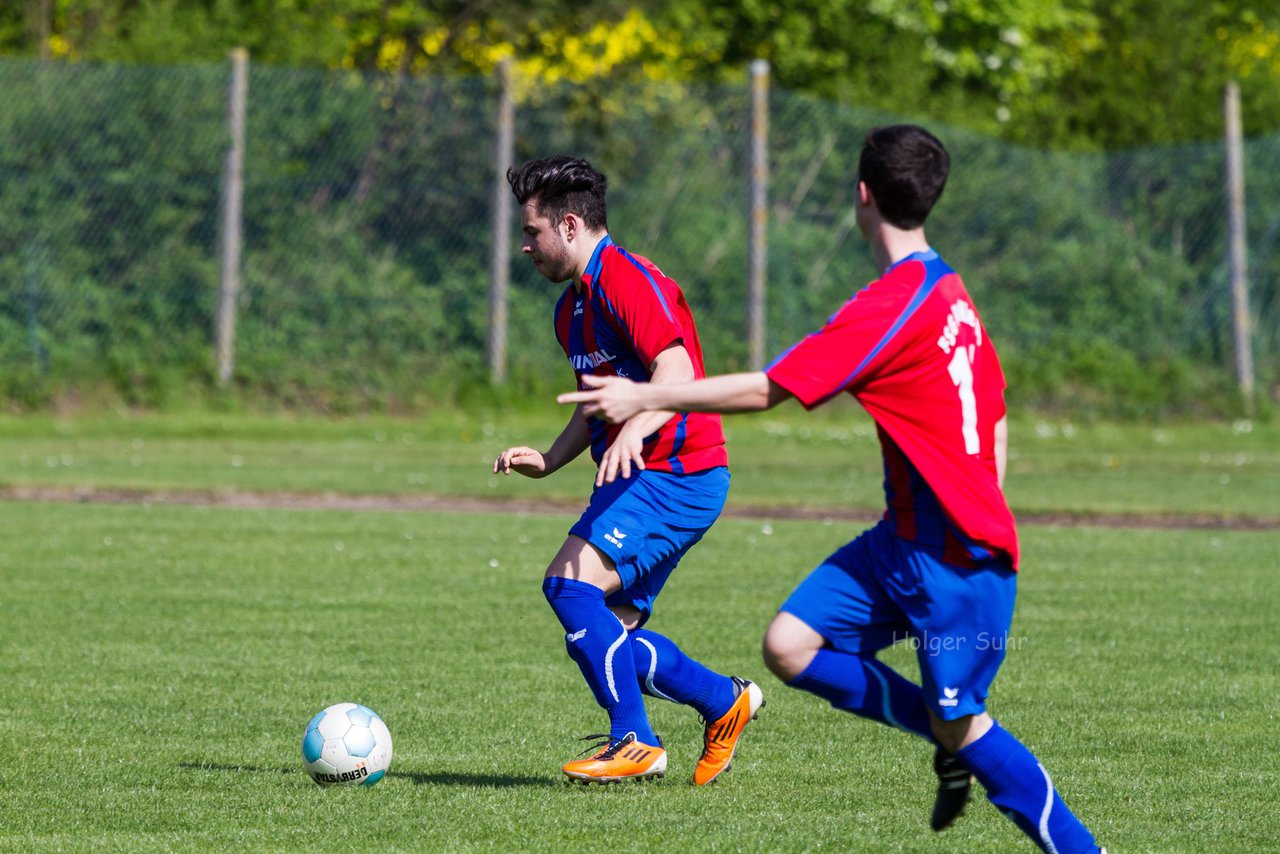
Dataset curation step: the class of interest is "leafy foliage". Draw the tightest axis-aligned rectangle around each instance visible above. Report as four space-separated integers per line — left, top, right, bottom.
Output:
1015 0 1280 148
5 1 1279 147
10 0 1280 147
0 56 1275 416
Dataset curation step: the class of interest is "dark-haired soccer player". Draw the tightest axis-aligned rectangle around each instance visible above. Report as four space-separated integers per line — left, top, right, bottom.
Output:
560 127 1104 851
493 155 763 785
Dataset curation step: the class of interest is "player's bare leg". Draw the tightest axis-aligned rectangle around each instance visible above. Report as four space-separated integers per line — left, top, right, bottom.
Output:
761 611 823 681
766 612 972 830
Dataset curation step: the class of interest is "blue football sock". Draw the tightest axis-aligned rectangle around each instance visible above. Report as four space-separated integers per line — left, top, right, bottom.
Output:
542 577 656 744
957 721 1099 854
789 648 933 740
629 628 737 721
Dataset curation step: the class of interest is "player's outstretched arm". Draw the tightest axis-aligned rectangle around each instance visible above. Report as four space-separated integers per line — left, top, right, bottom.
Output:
591 343 692 486
558 371 792 423
493 404 591 478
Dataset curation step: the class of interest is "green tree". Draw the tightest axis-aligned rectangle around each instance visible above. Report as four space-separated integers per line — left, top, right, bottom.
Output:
0 3 32 55
1009 0 1280 148
653 0 1098 137
7 1 1279 146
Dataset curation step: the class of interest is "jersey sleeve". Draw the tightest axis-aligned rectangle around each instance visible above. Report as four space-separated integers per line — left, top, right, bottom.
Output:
605 256 685 370
765 285 903 409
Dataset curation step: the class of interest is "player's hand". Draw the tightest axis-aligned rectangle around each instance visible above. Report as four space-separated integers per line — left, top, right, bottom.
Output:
594 425 646 487
556 374 644 424
493 446 549 478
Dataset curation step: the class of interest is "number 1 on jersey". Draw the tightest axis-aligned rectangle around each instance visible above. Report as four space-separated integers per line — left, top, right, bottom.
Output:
948 346 980 455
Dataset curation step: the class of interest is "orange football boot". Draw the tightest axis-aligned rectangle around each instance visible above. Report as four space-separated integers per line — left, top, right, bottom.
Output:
562 733 667 784
693 677 764 785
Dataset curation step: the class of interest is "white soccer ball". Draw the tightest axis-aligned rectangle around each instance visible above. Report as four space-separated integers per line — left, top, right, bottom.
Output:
301 702 393 786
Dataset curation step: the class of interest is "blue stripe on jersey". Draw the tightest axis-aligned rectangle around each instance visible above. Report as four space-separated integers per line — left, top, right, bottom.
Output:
764 338 803 372
588 417 609 462
565 289 588 373
590 290 649 381
887 427 999 564
583 234 613 282
818 250 947 403
616 247 675 323
766 286 858 372
888 447 949 544
581 236 653 382
666 414 688 474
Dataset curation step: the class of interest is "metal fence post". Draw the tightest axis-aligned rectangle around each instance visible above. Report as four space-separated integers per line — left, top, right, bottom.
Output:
748 59 769 369
1224 81 1255 412
216 48 248 387
488 57 515 385
35 0 51 61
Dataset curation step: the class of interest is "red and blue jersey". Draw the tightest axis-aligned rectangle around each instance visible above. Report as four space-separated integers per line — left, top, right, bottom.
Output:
765 250 1019 569
556 235 728 475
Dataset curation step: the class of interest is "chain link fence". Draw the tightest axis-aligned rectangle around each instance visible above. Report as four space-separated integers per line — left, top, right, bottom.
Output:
0 57 1276 413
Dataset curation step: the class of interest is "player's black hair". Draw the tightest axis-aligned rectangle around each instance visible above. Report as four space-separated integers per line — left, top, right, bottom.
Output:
858 125 950 230
506 155 609 232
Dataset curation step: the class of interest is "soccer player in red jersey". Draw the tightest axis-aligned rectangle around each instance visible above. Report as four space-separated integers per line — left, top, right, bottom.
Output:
494 156 763 785
560 127 1103 851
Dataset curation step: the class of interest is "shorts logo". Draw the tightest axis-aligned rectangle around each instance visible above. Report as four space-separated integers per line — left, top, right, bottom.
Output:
939 687 960 708
567 628 587 643
604 527 627 549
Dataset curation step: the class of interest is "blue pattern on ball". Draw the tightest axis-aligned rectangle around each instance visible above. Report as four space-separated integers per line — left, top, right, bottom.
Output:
302 703 391 786
302 726 325 763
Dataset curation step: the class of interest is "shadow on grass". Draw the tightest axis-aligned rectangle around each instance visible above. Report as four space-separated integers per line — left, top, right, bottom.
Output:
178 762 555 788
179 762 295 775
392 770 556 788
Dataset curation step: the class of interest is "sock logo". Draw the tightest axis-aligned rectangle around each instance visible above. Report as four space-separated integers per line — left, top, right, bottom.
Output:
940 687 960 708
604 527 627 549
567 628 587 643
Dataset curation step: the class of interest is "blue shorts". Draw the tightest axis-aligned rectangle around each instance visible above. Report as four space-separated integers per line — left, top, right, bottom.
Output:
570 466 729 623
781 520 1016 720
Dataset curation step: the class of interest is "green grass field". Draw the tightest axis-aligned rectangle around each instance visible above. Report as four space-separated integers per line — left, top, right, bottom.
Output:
1 410 1277 851
1 408 1277 520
